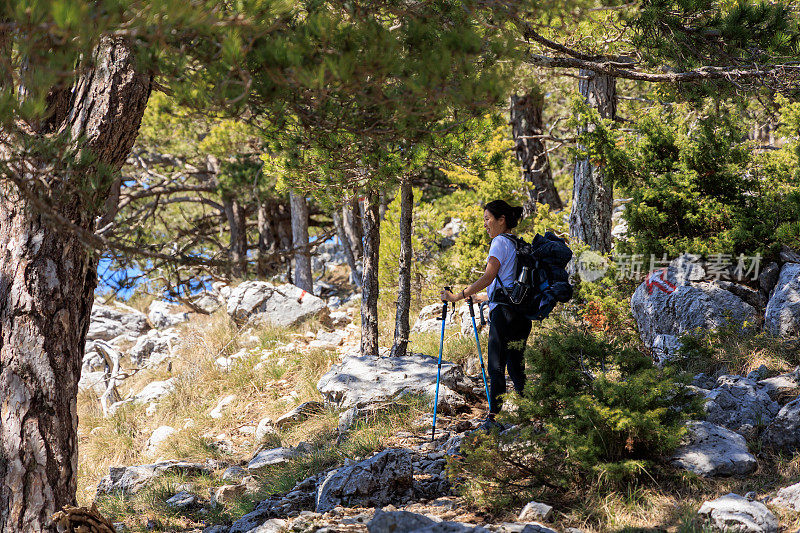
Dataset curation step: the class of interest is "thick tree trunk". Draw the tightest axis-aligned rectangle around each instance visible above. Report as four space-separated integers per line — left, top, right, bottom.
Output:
569 69 616 253
290 191 313 292
333 209 361 287
223 195 247 279
343 197 363 260
390 178 413 357
360 191 380 356
0 37 151 532
255 200 294 278
510 87 563 214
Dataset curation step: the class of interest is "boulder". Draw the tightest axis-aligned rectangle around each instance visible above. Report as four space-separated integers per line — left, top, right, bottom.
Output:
762 397 800 451
670 421 757 477
78 370 108 395
87 302 149 342
769 481 800 511
145 425 177 456
226 281 327 327
232 475 318 529
650 333 683 363
247 445 308 472
107 378 177 415
746 365 769 382
129 329 180 367
190 291 224 314
229 514 287 533
96 461 211 496
713 280 763 310
518 502 554 522
457 302 487 337
165 490 198 510
764 263 800 336
316 448 414 513
367 509 438 533
704 375 780 435
329 311 350 327
247 519 287 533
758 262 780 297
367 510 494 533
213 484 246 504
697 493 777 533
135 378 177 404
430 384 468 415
780 245 800 263
758 368 800 404
312 330 346 348
317 354 472 410
148 300 190 329
631 255 757 364
222 466 247 482
411 303 459 334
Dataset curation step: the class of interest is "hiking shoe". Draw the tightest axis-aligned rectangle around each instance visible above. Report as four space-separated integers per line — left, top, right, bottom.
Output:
479 417 501 432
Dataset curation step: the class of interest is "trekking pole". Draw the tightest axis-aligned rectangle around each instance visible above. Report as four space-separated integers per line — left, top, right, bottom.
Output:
432 286 451 442
467 296 491 412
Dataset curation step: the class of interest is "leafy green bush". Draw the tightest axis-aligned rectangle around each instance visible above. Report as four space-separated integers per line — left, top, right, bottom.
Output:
450 325 701 511
614 100 800 261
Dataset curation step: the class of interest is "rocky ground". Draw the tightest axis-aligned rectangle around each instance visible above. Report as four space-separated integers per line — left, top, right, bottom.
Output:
76 245 800 533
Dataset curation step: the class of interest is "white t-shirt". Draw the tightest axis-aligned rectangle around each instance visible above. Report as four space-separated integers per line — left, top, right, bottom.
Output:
486 234 517 311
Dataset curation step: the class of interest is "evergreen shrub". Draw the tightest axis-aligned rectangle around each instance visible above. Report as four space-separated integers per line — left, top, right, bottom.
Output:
613 101 800 261
450 324 701 510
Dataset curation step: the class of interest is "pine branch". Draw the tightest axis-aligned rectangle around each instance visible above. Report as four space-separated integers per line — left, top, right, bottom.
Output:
524 52 800 85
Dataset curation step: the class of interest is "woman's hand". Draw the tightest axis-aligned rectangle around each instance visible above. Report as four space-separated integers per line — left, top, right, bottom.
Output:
439 289 459 303
469 292 489 303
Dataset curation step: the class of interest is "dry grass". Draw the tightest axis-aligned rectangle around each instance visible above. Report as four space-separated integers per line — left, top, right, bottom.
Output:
673 322 799 378
77 308 344 507
549 454 800 533
92 391 428 531
80 291 800 532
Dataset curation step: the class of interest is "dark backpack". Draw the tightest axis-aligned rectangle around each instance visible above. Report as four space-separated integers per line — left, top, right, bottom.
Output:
491 232 573 321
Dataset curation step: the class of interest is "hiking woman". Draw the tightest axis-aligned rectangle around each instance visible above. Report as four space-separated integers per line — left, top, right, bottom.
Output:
440 200 532 429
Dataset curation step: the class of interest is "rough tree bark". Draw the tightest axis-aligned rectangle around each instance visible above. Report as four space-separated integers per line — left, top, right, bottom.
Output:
290 191 312 292
390 178 413 357
360 190 380 356
510 87 563 214
342 197 363 260
0 37 151 532
256 202 273 277
332 209 361 287
256 200 292 278
223 195 248 279
569 69 616 253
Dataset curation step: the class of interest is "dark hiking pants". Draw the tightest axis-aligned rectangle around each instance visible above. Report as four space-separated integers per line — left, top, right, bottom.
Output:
488 305 532 415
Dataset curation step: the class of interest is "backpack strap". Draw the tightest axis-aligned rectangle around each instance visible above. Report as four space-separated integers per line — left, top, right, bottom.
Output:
490 234 518 303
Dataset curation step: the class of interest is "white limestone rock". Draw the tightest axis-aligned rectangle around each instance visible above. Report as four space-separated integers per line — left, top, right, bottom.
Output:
697 493 777 533
670 421 757 477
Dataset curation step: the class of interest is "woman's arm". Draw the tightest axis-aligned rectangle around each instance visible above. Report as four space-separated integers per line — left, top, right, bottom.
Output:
441 257 500 303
